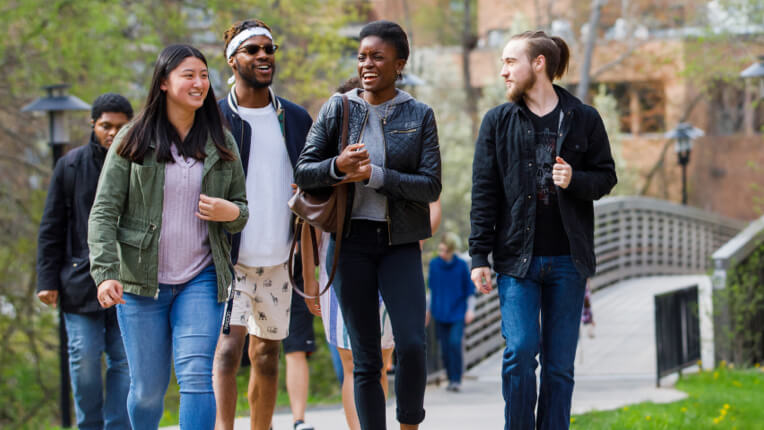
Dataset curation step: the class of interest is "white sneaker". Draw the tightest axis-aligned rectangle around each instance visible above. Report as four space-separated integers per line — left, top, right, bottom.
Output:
294 420 315 430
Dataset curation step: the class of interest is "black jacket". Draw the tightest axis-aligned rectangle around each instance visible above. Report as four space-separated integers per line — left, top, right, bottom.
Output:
37 136 108 313
218 88 313 264
294 91 441 245
469 85 617 278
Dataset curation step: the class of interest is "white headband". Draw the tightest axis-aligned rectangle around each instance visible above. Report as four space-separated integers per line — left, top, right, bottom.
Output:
226 27 274 60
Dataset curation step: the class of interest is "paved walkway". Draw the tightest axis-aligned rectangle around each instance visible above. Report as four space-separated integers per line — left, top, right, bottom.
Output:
164 275 710 429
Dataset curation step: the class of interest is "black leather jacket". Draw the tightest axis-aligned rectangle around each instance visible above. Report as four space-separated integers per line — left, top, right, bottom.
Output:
295 91 441 245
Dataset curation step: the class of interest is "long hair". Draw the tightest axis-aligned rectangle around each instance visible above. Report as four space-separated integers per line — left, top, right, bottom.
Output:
118 44 234 163
511 31 570 82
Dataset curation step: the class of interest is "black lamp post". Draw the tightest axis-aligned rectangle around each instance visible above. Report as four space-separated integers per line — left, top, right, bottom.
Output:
740 55 764 100
21 84 90 428
665 123 704 205
22 84 91 168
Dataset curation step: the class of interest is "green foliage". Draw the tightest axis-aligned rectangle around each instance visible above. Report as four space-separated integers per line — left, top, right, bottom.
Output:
718 243 764 366
571 366 764 429
415 72 505 252
593 85 639 195
411 0 477 47
748 161 763 215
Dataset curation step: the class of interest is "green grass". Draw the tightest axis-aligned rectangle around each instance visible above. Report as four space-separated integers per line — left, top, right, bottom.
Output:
571 364 764 429
158 317 342 426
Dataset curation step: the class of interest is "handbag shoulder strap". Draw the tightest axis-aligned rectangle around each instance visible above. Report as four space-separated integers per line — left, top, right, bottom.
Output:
288 95 349 299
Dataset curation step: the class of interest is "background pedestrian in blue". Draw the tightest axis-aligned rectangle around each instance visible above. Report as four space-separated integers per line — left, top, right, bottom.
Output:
427 232 475 393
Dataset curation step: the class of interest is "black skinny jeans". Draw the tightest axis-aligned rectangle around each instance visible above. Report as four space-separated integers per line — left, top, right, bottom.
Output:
331 220 427 429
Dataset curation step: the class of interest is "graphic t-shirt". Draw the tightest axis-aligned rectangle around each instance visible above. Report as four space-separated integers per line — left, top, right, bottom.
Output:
526 102 570 256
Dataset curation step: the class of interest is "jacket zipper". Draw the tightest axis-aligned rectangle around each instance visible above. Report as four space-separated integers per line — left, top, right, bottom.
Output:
150 223 159 299
379 116 393 245
389 128 418 134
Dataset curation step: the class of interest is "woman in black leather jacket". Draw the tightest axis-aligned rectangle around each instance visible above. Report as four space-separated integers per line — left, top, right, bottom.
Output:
295 20 440 430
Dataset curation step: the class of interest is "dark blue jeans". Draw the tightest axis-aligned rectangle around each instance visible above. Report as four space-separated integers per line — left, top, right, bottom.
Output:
497 256 586 430
116 265 223 430
333 220 427 429
435 320 465 384
63 310 130 430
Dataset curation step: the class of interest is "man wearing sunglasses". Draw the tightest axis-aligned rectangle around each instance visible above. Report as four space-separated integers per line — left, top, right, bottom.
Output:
214 19 313 430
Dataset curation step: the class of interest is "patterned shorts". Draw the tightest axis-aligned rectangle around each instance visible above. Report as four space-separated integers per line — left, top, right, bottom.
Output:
229 262 292 340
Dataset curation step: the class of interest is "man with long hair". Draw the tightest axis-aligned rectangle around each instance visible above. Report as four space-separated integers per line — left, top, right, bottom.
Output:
469 31 617 429
213 19 313 430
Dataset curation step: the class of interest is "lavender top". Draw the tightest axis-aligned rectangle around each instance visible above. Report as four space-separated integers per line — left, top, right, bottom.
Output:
157 144 213 284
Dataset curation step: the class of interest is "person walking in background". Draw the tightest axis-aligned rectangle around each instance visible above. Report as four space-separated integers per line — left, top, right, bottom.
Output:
427 232 475 393
37 93 133 430
469 30 616 430
212 18 313 430
283 292 317 430
88 44 248 430
581 281 595 338
295 20 441 430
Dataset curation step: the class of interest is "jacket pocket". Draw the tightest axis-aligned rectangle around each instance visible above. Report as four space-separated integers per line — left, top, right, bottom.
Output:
59 255 96 309
116 224 154 284
385 129 421 171
561 136 589 166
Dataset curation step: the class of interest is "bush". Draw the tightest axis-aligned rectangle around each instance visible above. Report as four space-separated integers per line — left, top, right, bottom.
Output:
718 243 764 366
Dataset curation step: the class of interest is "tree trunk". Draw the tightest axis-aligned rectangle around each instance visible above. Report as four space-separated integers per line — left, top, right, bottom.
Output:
462 0 478 138
577 0 604 103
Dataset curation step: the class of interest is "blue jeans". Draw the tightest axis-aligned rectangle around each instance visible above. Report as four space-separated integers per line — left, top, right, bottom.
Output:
497 256 586 430
63 310 130 430
435 320 465 384
116 265 223 430
333 220 427 429
329 344 344 387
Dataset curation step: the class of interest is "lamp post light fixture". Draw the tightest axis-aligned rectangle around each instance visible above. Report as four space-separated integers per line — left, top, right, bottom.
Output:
740 55 764 100
21 84 89 428
21 84 90 168
665 122 704 206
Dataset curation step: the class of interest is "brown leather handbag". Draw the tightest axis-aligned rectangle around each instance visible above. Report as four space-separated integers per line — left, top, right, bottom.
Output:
287 94 349 299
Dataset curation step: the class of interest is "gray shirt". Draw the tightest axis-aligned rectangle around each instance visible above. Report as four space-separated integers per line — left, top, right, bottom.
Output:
341 89 413 221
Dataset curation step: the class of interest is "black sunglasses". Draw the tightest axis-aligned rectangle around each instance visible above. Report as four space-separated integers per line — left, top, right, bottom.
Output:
236 43 279 56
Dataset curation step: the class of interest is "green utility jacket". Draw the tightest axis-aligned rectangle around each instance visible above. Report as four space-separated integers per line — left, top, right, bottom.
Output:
88 127 249 302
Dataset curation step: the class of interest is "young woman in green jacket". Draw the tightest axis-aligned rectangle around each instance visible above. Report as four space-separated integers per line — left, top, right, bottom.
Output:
88 44 248 430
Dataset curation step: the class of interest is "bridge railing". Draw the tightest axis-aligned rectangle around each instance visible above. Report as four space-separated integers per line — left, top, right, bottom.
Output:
590 196 745 290
442 196 746 377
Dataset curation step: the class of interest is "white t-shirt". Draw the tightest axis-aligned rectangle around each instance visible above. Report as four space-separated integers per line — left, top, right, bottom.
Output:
236 105 293 267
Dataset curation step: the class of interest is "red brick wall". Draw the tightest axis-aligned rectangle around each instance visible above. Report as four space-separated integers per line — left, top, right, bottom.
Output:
690 135 764 221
